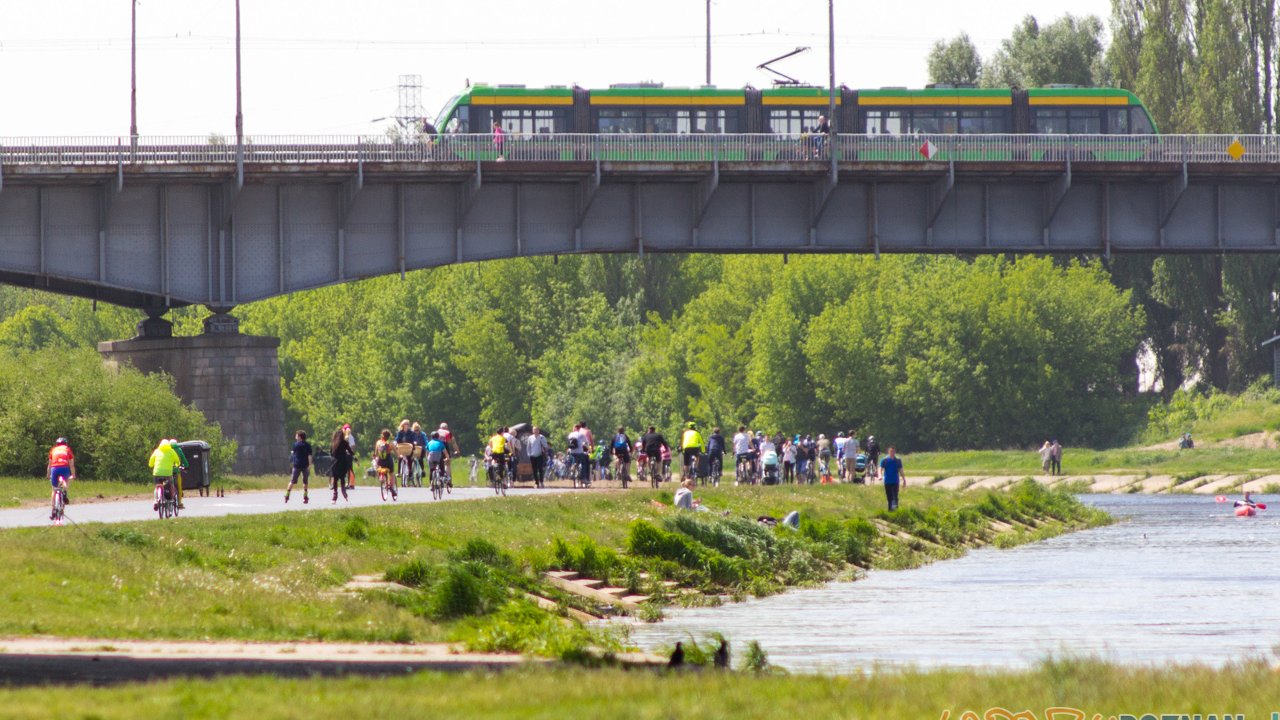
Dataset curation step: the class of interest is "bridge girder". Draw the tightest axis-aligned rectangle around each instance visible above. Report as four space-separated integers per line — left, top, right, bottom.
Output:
1 161 1279 308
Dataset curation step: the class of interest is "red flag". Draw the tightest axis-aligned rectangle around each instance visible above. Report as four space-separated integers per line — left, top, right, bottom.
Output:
919 140 937 160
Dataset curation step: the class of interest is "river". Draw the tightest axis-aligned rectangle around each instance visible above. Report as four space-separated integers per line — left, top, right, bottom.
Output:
625 494 1280 672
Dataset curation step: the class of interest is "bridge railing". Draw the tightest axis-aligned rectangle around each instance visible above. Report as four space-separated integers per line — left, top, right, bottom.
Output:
3 134 1280 166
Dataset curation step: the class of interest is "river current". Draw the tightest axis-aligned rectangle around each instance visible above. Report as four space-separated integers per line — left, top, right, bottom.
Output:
625 494 1280 671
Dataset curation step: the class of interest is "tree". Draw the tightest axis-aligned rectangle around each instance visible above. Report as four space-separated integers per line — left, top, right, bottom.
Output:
927 33 983 85
982 14 1104 88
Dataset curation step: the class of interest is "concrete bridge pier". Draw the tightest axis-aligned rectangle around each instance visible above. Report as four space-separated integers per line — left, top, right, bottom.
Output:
98 307 286 476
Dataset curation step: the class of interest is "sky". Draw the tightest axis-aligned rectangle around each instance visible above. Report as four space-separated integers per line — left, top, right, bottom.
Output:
0 0 1115 137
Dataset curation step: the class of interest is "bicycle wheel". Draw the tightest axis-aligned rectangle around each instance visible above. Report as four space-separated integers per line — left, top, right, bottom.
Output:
380 473 390 502
51 489 64 524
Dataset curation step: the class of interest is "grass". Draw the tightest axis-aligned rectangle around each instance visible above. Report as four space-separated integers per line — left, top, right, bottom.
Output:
2 659 1278 719
0 482 1104 654
905 445 1280 476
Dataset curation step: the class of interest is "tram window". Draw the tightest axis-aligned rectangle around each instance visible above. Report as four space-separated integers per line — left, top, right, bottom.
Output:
683 110 738 133
864 110 904 135
1068 110 1102 134
1032 109 1068 133
646 110 678 133
485 108 568 135
1105 108 1129 134
958 109 1009 134
768 109 820 135
1131 109 1155 134
597 109 643 133
912 109 958 134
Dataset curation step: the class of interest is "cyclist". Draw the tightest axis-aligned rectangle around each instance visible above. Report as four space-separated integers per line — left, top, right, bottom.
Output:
148 437 181 511
865 435 882 482
394 419 419 485
438 422 460 489
166 438 189 509
816 433 832 477
567 424 590 487
425 431 449 485
634 439 649 483
640 426 669 483
47 437 76 520
374 429 397 499
680 422 705 482
706 427 725 484
486 428 509 487
611 426 633 485
732 426 752 485
285 429 312 504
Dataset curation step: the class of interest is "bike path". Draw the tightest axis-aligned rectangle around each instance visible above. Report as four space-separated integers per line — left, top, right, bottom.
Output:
0 485 564 529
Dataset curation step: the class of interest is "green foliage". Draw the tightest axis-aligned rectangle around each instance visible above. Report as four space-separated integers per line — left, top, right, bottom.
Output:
741 640 771 672
454 600 625 661
550 536 624 582
927 33 983 85
426 563 508 620
982 14 1104 89
0 348 234 482
626 520 746 586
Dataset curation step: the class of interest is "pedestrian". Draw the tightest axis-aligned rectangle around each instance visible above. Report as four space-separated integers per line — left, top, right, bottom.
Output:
329 427 354 503
1038 441 1052 473
492 120 505 160
1050 439 1062 475
880 446 904 512
342 424 358 490
526 426 551 488
285 429 312 504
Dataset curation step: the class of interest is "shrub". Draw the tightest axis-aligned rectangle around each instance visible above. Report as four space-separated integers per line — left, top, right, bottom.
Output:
385 558 435 588
550 536 623 581
0 348 234 482
626 520 746 586
427 562 509 620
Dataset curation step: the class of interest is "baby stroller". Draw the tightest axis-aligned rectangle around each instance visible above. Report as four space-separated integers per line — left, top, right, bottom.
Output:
761 449 781 485
852 453 869 484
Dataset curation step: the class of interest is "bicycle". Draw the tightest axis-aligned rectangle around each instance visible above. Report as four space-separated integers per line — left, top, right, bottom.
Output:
396 443 421 488
379 462 398 502
735 456 757 486
430 462 446 501
707 454 722 487
684 453 700 486
648 456 664 489
488 459 508 497
154 477 178 519
50 481 67 526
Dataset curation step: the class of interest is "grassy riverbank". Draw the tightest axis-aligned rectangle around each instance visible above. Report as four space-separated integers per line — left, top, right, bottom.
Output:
907 445 1280 478
3 659 1276 719
0 482 1104 656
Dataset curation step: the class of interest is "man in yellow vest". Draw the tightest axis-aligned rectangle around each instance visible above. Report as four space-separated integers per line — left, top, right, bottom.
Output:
149 438 182 511
680 422 705 483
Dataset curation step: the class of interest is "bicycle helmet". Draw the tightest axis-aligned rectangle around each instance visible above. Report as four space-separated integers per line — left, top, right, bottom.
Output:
686 421 697 429
55 437 67 445
439 423 449 430
837 431 845 438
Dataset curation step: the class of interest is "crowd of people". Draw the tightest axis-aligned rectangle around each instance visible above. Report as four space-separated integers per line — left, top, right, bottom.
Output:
283 421 462 504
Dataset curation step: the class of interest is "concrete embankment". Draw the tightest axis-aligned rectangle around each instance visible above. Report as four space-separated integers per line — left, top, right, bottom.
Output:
915 473 1280 494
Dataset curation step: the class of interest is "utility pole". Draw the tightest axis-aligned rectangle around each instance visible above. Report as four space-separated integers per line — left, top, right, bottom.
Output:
235 0 244 182
130 0 138 151
828 0 837 174
706 0 711 85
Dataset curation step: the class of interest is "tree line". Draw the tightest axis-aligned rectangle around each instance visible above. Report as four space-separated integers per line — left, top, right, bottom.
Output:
928 1 1280 395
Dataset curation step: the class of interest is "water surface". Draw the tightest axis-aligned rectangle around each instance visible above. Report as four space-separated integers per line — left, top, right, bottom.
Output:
626 494 1279 671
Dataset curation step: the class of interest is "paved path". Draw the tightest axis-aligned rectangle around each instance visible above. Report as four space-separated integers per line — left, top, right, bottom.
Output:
0 485 564 529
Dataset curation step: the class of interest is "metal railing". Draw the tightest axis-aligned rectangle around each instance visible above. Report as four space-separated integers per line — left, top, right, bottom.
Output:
2 134 1279 166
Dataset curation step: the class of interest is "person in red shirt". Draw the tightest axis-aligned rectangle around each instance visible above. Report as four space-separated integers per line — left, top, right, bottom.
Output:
47 437 76 517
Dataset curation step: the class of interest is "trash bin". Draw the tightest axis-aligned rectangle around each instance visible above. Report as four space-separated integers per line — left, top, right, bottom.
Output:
177 440 212 496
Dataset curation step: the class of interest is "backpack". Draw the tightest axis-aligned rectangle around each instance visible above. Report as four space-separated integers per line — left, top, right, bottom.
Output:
613 433 629 450
568 434 580 451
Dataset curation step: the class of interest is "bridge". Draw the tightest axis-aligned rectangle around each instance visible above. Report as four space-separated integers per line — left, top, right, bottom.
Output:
5 131 1278 472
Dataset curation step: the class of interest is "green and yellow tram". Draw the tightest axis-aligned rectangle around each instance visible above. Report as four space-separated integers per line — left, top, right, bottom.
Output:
428 84 1158 161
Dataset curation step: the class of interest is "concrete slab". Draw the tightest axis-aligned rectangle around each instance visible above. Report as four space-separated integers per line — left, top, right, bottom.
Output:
1087 475 1141 493
1192 475 1246 494
931 476 978 490
967 476 1021 490
1131 475 1176 494
1241 475 1280 494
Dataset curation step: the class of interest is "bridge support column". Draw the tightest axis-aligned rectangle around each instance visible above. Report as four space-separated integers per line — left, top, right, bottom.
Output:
98 307 285 476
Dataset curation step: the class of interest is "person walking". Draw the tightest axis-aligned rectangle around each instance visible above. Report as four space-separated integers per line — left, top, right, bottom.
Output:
1049 440 1062 476
329 427 354 503
285 429 313 504
526 427 551 488
880 446 905 512
492 120 506 160
342 424 358 490
1038 441 1052 474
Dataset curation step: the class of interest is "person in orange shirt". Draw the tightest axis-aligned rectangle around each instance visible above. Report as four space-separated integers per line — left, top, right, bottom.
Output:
47 437 76 518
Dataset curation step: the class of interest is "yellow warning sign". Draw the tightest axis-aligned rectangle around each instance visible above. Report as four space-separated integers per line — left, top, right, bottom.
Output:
1227 139 1246 161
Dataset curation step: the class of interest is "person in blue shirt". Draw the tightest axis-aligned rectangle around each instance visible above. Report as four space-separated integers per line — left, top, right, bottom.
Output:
880 446 904 511
425 431 450 481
